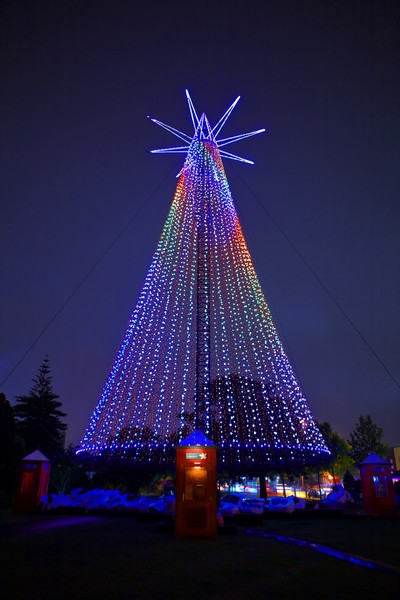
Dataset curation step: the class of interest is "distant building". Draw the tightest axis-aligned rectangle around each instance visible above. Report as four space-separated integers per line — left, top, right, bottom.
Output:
390 446 400 471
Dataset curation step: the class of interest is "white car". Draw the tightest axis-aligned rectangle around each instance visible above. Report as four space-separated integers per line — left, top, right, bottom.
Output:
266 495 295 514
148 496 176 514
219 493 265 516
122 495 155 513
321 485 348 509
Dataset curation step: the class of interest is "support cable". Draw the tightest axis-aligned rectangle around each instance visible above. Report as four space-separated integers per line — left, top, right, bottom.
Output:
232 167 400 391
1 165 178 388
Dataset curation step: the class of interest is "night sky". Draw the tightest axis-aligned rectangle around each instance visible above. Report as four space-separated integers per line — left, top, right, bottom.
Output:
1 0 399 449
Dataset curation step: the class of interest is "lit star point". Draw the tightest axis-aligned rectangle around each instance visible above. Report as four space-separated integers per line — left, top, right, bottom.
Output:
149 90 265 165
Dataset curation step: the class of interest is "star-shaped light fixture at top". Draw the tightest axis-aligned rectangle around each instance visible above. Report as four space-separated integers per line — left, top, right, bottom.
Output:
148 90 265 165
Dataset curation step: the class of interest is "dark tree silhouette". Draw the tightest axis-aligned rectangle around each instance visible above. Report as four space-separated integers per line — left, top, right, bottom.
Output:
14 357 67 459
0 393 25 505
348 414 389 465
318 421 354 481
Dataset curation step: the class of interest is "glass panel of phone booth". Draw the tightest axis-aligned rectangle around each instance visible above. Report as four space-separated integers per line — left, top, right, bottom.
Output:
185 467 207 500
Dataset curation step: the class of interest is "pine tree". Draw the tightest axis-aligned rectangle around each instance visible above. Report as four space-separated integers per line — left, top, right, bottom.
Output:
348 414 389 465
14 358 67 459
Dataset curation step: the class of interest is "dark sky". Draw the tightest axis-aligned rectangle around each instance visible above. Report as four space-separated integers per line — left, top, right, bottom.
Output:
1 0 399 449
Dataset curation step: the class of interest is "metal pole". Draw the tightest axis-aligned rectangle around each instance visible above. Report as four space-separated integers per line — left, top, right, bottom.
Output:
195 147 211 431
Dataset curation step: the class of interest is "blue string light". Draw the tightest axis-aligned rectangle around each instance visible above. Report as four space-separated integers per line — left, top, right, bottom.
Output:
245 529 400 576
78 93 330 468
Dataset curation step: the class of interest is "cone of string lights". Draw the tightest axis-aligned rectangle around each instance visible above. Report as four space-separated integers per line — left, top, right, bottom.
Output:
77 91 330 471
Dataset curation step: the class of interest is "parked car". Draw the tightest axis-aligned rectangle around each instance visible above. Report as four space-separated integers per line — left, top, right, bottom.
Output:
148 495 176 514
239 496 265 515
321 484 348 509
306 486 332 499
219 493 265 516
125 495 159 513
266 495 295 514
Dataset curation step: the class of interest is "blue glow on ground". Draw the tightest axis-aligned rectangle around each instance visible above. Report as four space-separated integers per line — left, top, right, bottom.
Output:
245 529 400 576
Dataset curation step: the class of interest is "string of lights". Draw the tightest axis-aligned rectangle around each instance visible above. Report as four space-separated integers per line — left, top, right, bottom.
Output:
78 92 330 469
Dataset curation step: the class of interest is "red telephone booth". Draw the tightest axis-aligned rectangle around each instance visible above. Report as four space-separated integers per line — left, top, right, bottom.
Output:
14 450 51 513
359 453 396 516
175 431 217 539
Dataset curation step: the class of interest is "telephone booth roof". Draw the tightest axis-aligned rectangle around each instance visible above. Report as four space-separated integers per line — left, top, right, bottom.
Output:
22 450 51 462
359 453 390 466
178 430 215 448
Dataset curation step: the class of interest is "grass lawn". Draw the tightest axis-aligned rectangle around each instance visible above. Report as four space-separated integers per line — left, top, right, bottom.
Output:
1 510 399 599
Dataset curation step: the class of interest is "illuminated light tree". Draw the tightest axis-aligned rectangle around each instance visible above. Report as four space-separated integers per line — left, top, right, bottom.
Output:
78 91 330 470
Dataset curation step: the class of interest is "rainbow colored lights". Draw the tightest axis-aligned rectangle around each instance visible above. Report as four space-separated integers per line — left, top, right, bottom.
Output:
78 93 330 468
